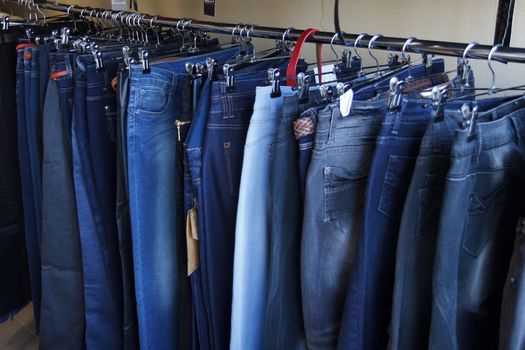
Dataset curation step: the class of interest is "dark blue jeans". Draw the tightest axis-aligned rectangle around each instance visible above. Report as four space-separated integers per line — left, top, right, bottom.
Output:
185 77 213 350
127 47 240 350
0 41 29 323
499 217 525 350
389 96 524 350
16 43 42 332
73 54 124 350
40 52 85 350
337 99 432 350
429 101 525 350
301 101 386 350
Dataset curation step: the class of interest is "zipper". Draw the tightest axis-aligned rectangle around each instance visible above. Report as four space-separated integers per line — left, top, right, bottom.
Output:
175 119 191 142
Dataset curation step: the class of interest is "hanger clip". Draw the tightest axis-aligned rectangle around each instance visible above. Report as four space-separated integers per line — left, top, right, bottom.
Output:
122 46 132 69
93 50 104 72
297 72 311 104
206 58 217 80
1 16 9 31
342 49 352 69
388 77 405 111
25 28 34 41
431 86 447 121
61 27 70 46
461 103 479 141
139 49 150 74
223 64 235 89
186 62 195 77
268 68 281 98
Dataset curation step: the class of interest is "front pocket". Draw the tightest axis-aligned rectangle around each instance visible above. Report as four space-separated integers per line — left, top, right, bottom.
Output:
324 165 369 221
139 88 172 115
378 155 417 220
463 176 507 256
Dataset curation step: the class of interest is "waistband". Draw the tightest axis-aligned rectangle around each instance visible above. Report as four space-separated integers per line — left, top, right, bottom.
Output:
316 101 386 136
250 86 295 120
452 109 525 158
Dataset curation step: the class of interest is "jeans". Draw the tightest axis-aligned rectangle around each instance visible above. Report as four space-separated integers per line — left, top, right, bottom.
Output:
73 55 124 350
264 92 309 350
294 107 321 199
202 71 275 350
429 101 525 350
40 52 85 350
389 96 522 350
499 217 525 350
0 41 29 322
338 99 433 350
127 46 240 350
16 43 42 332
116 66 139 350
301 101 386 350
230 85 295 350
185 77 213 350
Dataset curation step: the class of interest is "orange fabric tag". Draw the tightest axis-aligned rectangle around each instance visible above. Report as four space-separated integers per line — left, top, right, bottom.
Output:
23 52 32 59
16 43 36 51
50 71 68 80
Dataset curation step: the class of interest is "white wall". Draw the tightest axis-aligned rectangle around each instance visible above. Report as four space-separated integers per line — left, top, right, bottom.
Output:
4 0 524 89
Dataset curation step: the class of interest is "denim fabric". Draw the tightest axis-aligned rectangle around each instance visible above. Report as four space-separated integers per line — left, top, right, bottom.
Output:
354 60 445 101
16 44 42 333
301 101 386 350
0 41 29 322
230 85 295 350
202 71 275 350
429 101 525 350
74 56 124 350
116 66 139 350
127 46 240 350
264 92 309 350
338 99 432 350
185 77 213 350
38 43 51 111
389 96 522 350
499 217 525 350
294 107 321 199
40 52 85 350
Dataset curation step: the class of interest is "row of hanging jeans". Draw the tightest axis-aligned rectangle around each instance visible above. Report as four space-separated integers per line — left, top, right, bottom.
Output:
11 26 525 350
0 31 30 324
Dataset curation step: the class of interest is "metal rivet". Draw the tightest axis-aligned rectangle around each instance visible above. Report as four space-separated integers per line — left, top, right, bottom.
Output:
510 277 516 283
324 167 331 175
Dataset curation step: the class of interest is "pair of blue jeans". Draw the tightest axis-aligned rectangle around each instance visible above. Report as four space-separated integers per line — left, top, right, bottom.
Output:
301 101 386 349
0 40 29 323
127 46 240 350
429 99 525 350
389 96 523 350
230 85 296 350
40 51 85 350
16 43 42 332
73 54 124 350
337 98 433 350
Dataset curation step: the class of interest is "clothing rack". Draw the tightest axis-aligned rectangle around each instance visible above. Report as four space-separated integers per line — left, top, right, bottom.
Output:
6 0 525 65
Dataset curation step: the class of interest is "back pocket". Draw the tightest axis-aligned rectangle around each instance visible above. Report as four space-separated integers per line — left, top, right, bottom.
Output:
463 175 507 256
417 185 444 239
378 155 417 221
324 165 369 222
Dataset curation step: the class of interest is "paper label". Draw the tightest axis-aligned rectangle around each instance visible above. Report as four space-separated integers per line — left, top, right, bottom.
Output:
186 207 200 276
314 64 337 86
111 0 126 11
339 88 354 117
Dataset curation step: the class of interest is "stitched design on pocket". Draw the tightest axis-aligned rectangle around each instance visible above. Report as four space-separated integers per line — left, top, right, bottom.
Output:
463 175 507 257
139 88 172 115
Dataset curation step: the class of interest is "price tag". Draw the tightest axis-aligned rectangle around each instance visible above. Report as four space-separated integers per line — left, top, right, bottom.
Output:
339 88 354 117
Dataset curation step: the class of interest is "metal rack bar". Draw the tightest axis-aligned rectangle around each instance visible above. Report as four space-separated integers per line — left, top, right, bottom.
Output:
6 0 525 64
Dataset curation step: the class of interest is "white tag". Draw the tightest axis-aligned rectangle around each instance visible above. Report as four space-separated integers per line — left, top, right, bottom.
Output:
111 0 127 10
314 64 337 86
339 89 354 117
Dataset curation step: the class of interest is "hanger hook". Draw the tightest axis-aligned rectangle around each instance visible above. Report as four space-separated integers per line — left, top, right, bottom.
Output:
368 34 382 77
488 44 502 94
353 33 368 61
231 24 241 42
330 32 340 63
401 37 415 63
67 4 74 16
239 25 247 43
150 16 157 29
462 42 478 62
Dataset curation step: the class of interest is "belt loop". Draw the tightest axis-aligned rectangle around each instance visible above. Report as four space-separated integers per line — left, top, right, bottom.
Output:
510 114 523 148
391 110 402 135
327 104 338 143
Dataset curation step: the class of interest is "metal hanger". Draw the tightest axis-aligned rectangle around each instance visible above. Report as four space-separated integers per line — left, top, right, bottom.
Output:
367 34 382 77
401 37 415 81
